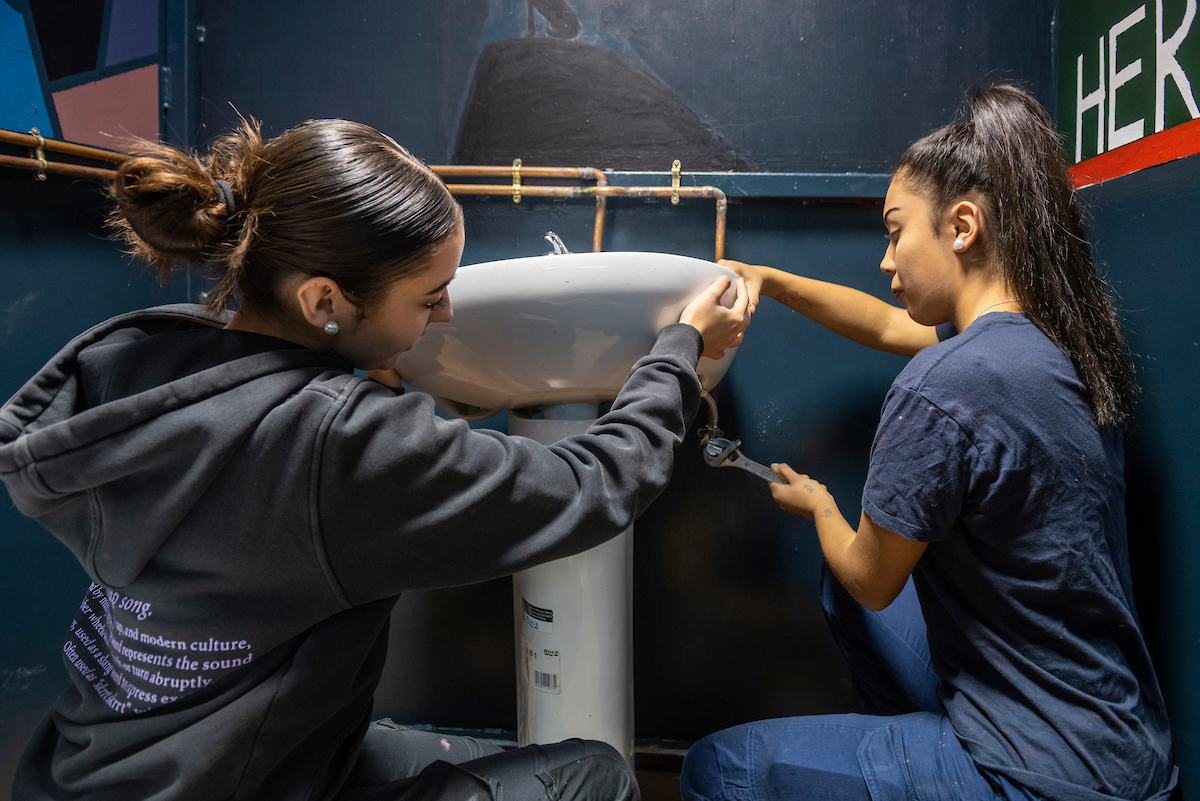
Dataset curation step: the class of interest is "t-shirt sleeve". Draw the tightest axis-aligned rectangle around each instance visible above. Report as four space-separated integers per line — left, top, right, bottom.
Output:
861 386 977 543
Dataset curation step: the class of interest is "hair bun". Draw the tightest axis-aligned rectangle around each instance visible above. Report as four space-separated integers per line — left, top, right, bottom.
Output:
109 144 236 279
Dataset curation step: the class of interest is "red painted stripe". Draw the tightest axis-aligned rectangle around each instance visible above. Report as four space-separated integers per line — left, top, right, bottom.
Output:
1068 117 1200 188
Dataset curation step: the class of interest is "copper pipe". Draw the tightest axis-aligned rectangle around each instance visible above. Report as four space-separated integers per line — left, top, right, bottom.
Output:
0 153 118 181
435 165 610 252
442 183 727 261
432 165 604 182
0 129 129 165
0 132 716 257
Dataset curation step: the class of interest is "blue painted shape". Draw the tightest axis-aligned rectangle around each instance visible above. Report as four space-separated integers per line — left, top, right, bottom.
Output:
0 2 54 135
105 0 158 66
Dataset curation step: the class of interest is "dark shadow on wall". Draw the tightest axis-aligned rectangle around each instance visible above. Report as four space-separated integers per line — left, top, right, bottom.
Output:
1124 425 1170 695
453 38 754 170
630 380 895 740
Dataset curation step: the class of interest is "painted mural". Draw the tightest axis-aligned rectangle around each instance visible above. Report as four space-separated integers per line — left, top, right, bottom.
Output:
423 0 1062 171
0 0 160 148
453 0 753 169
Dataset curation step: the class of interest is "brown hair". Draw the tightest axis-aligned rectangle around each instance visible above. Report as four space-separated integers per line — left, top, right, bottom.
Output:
896 84 1138 429
109 117 463 317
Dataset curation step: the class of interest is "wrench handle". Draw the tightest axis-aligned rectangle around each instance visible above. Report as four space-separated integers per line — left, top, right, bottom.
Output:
725 452 785 484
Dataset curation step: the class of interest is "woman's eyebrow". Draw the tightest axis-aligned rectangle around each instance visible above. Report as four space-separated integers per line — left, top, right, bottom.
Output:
883 207 900 227
425 277 454 295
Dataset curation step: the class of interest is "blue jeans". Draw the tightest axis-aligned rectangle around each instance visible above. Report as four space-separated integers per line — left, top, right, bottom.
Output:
680 565 1038 801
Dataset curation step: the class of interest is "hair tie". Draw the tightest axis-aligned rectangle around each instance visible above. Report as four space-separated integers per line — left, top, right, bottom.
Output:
216 179 237 216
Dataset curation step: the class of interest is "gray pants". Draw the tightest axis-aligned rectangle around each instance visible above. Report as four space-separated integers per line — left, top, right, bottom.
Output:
338 720 639 801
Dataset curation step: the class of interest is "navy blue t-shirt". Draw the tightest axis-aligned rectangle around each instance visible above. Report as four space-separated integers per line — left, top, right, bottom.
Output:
861 313 1176 801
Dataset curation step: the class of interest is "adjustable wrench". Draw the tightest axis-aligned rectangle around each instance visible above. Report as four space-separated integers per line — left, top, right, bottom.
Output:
702 437 784 484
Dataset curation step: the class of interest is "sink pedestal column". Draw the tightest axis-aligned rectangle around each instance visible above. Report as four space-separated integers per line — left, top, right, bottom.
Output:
508 404 635 766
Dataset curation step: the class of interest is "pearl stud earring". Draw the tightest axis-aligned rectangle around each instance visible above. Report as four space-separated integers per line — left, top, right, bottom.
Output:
324 321 339 335
953 238 966 251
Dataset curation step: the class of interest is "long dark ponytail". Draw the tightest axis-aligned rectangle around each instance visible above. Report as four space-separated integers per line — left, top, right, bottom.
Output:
897 84 1137 429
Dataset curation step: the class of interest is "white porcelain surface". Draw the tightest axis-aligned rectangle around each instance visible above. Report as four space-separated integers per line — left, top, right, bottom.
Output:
395 252 739 414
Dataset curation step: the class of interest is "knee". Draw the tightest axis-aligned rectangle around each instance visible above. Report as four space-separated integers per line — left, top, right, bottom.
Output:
550 740 637 801
681 731 740 801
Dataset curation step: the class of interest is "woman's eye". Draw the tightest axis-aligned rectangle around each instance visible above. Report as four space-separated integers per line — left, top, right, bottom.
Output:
426 296 448 311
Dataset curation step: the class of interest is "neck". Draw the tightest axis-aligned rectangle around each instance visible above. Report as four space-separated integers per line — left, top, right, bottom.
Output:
956 292 1021 331
224 305 328 351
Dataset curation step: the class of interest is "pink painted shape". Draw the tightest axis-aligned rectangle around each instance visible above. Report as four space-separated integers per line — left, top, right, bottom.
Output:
52 64 159 148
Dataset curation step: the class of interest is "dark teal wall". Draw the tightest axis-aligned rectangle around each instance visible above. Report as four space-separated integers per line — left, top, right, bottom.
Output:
1079 155 1200 795
0 170 186 792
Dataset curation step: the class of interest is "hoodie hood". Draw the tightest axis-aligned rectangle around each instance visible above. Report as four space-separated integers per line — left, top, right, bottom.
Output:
0 304 348 587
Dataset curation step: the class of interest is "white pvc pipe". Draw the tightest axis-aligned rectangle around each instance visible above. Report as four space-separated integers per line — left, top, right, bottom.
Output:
508 407 635 766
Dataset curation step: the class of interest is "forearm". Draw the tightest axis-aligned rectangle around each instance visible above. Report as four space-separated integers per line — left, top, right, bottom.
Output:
759 267 932 356
808 494 885 610
798 489 917 611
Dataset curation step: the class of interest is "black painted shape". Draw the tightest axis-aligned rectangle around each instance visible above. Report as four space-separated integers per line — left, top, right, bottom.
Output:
453 38 754 170
29 0 105 81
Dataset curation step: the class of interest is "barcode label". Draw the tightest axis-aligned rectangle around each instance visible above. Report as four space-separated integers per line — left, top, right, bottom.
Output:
524 641 562 695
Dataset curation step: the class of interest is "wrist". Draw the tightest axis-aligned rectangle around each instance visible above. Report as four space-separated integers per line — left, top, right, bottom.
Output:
758 267 785 300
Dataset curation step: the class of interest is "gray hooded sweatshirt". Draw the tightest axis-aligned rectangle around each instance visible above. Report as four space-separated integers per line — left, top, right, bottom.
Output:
0 304 703 800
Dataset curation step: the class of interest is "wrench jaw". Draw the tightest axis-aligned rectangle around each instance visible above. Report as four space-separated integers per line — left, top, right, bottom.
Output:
697 394 784 484
702 437 785 484
702 437 740 467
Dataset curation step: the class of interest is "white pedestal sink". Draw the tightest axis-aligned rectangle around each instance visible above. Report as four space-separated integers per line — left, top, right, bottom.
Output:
395 250 738 764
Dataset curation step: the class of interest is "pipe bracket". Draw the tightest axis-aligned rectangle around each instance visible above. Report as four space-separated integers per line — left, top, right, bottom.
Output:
512 158 522 203
29 127 48 181
671 159 681 205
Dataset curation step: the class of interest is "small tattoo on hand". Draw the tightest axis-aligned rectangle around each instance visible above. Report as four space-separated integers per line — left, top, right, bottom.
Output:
821 509 835 518
803 484 814 493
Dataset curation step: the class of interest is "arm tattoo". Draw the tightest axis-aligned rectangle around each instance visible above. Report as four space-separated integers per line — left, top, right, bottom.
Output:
778 290 813 312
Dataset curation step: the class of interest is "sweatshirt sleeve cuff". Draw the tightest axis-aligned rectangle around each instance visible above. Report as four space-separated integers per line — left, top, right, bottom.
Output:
653 323 704 366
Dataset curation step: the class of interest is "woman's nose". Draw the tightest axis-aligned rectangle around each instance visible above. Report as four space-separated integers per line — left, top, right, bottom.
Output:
880 252 896 277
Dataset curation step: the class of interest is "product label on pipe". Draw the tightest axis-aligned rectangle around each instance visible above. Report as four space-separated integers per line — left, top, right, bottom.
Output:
522 598 554 633
524 638 562 694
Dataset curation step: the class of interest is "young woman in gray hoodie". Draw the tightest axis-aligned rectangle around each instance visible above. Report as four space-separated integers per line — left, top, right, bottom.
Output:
0 118 749 801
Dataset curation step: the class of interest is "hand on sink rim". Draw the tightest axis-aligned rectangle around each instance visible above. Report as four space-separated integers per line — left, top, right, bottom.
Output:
679 275 751 360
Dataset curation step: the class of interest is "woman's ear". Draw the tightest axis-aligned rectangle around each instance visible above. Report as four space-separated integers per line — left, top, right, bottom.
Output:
949 199 984 253
295 276 343 330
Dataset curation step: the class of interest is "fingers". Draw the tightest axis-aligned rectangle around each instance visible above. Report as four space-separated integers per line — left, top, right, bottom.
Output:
772 462 801 481
729 276 750 318
703 274 733 300
718 259 762 313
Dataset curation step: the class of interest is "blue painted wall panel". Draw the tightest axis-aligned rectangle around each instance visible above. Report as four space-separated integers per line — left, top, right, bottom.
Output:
0 1 54 135
106 0 160 66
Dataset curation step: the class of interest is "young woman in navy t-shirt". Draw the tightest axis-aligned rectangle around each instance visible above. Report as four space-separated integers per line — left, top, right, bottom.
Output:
683 85 1177 801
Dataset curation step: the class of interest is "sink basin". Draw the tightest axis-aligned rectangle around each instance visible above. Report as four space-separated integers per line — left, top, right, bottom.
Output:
395 251 739 415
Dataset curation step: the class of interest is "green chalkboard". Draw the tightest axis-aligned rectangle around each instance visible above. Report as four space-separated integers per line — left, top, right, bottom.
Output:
1057 0 1200 164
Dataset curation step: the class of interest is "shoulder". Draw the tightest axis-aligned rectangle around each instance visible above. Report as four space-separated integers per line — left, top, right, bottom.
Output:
895 314 1072 404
